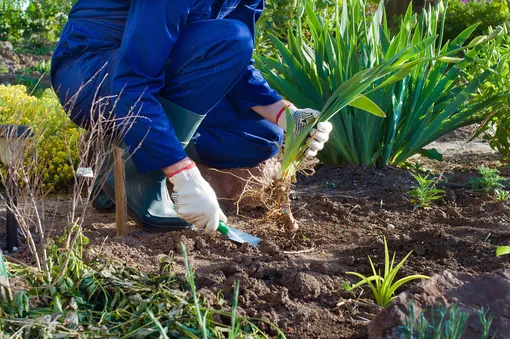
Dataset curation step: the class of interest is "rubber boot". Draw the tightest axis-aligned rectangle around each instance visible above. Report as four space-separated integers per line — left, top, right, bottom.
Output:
93 98 204 232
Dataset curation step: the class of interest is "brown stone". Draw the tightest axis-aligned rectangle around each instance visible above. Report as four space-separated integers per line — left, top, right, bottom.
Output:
0 41 20 73
368 269 510 339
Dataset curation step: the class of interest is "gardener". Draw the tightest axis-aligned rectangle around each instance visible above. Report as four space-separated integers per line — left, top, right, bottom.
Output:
51 0 332 233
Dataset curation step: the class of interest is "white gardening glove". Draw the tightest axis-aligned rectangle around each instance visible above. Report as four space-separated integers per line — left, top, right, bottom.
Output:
168 163 227 233
277 106 333 157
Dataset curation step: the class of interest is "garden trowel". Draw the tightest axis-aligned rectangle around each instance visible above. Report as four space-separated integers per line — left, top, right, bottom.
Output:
217 221 261 247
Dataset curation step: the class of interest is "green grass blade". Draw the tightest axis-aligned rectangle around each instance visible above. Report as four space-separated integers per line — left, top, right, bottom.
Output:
383 78 407 164
373 61 416 90
348 95 386 117
345 272 380 290
394 69 493 164
254 59 316 109
449 23 480 49
384 237 391 277
268 34 324 108
386 251 414 285
387 275 430 297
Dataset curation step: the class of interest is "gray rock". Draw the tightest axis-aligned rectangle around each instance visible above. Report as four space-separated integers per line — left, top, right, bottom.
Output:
368 269 510 339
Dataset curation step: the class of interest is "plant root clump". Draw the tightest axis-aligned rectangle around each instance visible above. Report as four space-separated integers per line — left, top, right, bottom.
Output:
233 170 299 232
269 177 299 231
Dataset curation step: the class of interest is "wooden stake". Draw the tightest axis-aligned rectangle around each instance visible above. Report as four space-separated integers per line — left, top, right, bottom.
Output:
0 250 12 303
114 146 128 236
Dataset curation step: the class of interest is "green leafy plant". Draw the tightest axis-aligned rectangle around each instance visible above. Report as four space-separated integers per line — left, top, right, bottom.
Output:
1 238 284 338
495 188 510 201
476 307 497 339
0 0 75 47
256 0 339 57
35 58 50 74
344 237 429 307
393 302 496 339
257 0 501 169
0 84 82 190
425 304 468 339
443 0 510 44
408 173 445 209
471 165 507 192
14 45 55 55
324 181 337 188
496 245 510 257
469 24 510 162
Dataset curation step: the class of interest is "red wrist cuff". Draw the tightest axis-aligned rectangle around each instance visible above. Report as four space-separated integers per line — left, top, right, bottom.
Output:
275 104 291 126
167 161 196 178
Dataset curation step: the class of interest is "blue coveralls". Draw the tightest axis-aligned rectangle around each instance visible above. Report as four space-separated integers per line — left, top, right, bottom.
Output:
51 0 284 172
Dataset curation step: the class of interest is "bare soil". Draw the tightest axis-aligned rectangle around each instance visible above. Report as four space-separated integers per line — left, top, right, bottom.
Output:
5 129 510 338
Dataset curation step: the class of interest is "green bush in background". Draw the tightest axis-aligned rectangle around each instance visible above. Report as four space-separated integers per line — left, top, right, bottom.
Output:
0 84 82 191
0 0 75 48
467 24 510 161
443 0 510 43
257 0 324 56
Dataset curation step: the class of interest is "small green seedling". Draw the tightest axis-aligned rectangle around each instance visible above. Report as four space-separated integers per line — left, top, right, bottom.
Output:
408 173 445 209
396 303 467 339
471 166 507 192
475 307 496 339
496 246 510 257
495 189 510 202
344 237 429 307
395 303 496 339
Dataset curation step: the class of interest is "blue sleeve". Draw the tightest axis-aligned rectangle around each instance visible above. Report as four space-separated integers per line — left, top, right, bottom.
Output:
111 0 192 172
226 0 283 115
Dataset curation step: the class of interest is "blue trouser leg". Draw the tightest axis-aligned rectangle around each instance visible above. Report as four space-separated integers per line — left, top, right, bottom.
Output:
194 96 283 169
160 20 254 116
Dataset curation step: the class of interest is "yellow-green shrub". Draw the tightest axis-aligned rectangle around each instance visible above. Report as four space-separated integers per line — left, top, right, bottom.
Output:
0 85 84 191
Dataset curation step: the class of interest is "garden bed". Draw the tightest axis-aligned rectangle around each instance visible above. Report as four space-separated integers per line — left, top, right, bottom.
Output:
0 42 52 96
6 130 510 339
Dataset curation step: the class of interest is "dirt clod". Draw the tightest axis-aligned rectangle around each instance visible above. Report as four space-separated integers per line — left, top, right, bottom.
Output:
282 271 322 299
